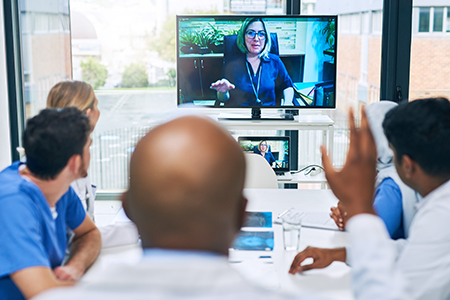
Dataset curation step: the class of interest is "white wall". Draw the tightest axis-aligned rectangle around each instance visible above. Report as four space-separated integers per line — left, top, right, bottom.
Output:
0 0 12 170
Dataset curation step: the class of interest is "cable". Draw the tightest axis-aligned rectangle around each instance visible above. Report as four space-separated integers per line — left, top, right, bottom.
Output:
290 164 324 175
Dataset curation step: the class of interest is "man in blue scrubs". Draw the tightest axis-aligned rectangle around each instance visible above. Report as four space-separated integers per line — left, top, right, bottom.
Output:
0 108 101 300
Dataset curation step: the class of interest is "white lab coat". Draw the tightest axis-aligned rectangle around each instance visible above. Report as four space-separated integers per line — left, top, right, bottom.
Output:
71 176 139 248
348 179 450 300
34 251 323 300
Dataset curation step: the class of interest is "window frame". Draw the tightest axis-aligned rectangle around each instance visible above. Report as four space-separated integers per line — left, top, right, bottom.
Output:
4 0 414 167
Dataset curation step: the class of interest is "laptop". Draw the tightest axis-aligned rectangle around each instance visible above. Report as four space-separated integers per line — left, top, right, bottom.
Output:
238 136 292 180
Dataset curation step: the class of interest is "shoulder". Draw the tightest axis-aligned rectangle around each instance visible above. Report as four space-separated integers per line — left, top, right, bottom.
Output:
378 178 401 194
0 162 25 198
264 53 283 64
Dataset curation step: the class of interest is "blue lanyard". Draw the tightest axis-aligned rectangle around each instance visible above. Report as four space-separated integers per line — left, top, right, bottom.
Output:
246 60 262 104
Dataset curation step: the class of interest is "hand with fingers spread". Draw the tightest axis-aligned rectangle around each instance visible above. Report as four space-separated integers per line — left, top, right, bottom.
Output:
330 201 348 230
289 246 346 274
321 108 377 219
210 79 235 93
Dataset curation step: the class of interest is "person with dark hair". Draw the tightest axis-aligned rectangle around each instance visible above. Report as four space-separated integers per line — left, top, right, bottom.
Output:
46 80 139 248
289 98 450 299
330 102 419 239
35 116 324 300
210 18 294 106
46 80 100 219
0 108 101 300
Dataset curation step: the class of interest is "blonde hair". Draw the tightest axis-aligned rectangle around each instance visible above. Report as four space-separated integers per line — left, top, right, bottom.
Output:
47 80 96 112
258 140 268 152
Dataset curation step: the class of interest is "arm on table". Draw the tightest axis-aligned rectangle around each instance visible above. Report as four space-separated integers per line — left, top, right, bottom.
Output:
323 109 408 299
291 109 409 299
291 108 375 273
54 215 101 281
289 247 346 274
11 267 74 299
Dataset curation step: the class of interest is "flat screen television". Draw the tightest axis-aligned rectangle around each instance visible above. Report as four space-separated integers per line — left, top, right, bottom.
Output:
176 15 337 119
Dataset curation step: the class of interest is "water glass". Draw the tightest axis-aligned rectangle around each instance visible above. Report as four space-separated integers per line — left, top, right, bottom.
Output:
282 215 302 251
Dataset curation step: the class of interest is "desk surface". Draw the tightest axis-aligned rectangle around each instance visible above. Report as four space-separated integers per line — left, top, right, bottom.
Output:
92 189 352 299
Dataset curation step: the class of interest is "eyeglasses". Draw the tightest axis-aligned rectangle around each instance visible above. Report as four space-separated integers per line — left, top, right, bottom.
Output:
245 30 266 40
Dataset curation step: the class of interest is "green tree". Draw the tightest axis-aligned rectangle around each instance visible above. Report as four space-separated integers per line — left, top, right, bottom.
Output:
167 68 176 87
150 15 176 62
121 63 148 88
80 57 108 89
150 9 220 63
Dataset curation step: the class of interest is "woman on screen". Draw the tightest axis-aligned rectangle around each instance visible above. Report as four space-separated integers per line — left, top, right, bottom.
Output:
255 140 276 167
210 18 294 106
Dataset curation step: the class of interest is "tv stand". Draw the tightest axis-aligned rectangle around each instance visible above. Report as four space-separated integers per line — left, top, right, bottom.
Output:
218 107 294 121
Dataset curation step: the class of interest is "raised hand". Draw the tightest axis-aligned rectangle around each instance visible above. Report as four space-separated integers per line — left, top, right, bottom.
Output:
321 108 377 219
210 78 235 93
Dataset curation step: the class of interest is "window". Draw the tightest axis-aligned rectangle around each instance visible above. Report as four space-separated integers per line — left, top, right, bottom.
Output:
410 2 450 100
433 7 444 32
419 7 430 32
301 2 383 169
19 0 71 119
371 10 383 34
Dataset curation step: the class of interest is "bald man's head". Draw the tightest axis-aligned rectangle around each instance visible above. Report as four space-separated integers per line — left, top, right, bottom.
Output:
124 116 247 254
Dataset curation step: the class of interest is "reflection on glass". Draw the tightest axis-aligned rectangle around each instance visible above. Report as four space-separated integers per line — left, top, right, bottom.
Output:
19 0 72 119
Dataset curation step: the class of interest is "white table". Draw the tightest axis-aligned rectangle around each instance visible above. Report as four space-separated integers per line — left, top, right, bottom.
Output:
91 189 352 299
278 171 328 188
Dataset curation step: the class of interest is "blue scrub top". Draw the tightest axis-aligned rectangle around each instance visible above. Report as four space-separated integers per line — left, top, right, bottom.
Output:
0 162 86 300
223 53 293 106
373 178 404 240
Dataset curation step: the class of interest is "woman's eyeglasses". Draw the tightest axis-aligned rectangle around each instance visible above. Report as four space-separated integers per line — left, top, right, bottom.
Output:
245 30 266 40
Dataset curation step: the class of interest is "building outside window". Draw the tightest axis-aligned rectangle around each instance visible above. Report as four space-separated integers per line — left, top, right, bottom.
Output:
410 2 450 100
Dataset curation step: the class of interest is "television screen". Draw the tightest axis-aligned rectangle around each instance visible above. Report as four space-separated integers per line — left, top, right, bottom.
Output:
177 15 337 109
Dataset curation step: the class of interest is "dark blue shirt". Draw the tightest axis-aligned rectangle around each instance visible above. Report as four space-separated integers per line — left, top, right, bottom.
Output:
223 53 293 106
0 162 86 300
263 152 276 166
373 178 404 240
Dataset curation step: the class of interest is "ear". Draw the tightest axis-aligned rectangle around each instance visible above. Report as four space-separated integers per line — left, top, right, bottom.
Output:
85 108 92 117
236 196 248 232
121 191 134 222
66 154 82 176
400 155 416 179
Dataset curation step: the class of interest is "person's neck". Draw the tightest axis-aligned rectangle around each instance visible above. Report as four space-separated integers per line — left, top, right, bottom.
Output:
19 166 73 207
140 237 230 256
417 175 450 198
247 53 259 61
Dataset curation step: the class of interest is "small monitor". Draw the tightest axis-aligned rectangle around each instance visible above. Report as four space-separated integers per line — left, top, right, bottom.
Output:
238 136 290 174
